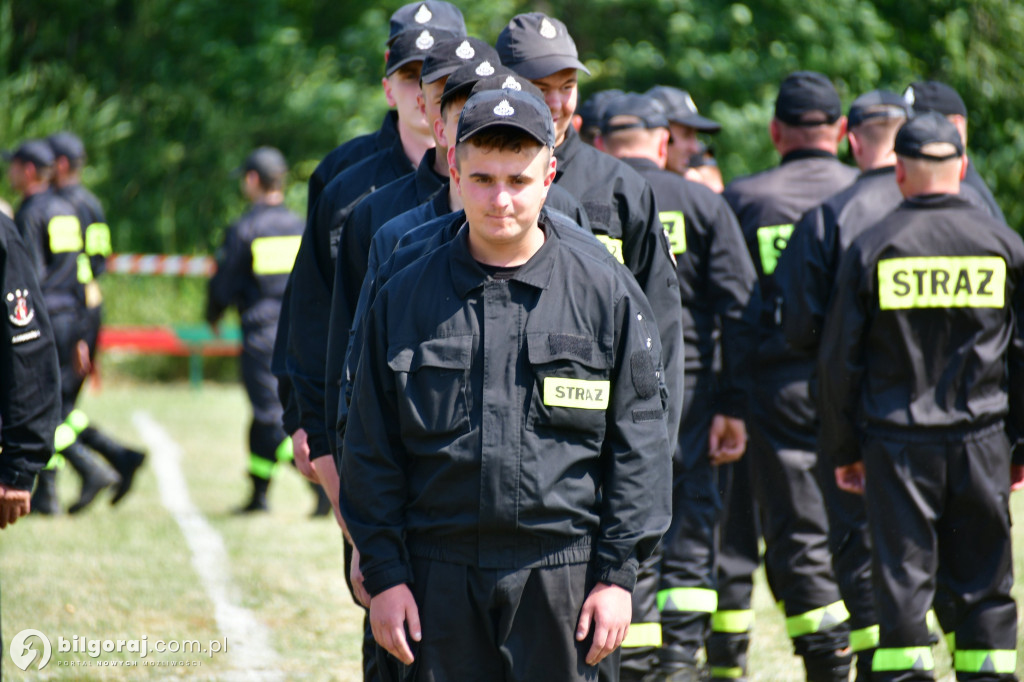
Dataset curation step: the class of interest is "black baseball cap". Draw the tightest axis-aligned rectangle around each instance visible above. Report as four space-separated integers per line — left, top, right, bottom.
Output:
894 111 964 160
421 37 499 85
386 28 458 76
441 62 533 112
774 71 842 126
902 81 968 118
2 139 55 167
238 146 288 180
646 85 721 133
496 13 590 80
457 89 555 148
387 1 466 46
600 93 669 135
47 131 86 162
847 90 909 128
577 89 624 132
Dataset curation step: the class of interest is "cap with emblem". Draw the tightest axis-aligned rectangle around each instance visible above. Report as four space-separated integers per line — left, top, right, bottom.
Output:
441 62 539 111
387 1 466 46
894 111 964 160
47 132 86 163
902 81 967 118
421 37 499 84
600 93 669 135
386 27 458 76
496 12 590 80
237 146 289 182
847 90 909 128
578 89 625 133
774 71 842 126
2 139 55 167
457 88 555 148
646 85 721 133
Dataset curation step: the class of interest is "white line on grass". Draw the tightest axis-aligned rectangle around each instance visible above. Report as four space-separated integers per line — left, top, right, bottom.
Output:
133 410 284 682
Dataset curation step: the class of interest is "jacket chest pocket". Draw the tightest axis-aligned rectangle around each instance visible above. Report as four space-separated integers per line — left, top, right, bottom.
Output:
388 336 473 438
527 332 611 438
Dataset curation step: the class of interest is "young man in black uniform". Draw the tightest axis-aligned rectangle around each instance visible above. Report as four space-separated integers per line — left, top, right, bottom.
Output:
599 92 757 682
206 148 322 514
497 12 685 443
48 131 146 511
819 111 1023 682
340 86 672 681
722 71 858 681
645 86 721 180
902 80 1004 222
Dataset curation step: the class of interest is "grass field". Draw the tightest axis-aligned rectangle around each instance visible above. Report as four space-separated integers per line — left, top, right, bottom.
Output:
1 382 1022 680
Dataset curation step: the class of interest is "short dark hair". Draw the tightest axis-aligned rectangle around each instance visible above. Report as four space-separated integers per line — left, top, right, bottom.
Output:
455 125 545 167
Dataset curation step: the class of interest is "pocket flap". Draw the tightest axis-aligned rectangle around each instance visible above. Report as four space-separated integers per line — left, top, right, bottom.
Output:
388 335 474 372
526 332 610 369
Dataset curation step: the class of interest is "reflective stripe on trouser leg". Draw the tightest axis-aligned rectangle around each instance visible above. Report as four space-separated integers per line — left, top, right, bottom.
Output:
785 600 849 638
249 454 276 480
67 409 90 434
849 624 879 652
954 650 1017 674
872 647 934 672
709 666 746 679
712 609 753 634
275 437 294 463
621 622 662 648
658 587 718 614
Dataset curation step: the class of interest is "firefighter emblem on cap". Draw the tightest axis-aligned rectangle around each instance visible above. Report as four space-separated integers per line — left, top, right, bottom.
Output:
476 61 495 76
903 86 915 107
6 289 34 327
414 4 432 24
455 40 475 60
539 18 558 39
416 30 435 50
494 100 515 117
502 76 522 91
685 93 697 113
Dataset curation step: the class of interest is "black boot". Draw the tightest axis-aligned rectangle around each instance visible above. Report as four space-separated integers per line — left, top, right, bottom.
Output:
31 469 61 515
63 442 120 513
236 475 270 513
77 426 145 505
804 650 853 682
657 647 703 682
311 482 332 518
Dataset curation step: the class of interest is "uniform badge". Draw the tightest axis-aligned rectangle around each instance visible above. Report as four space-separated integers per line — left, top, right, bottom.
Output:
684 93 698 113
494 100 515 117
455 40 475 60
475 60 495 76
414 4 432 23
903 86 915 107
501 76 522 91
416 30 435 50
539 18 558 39
6 289 34 327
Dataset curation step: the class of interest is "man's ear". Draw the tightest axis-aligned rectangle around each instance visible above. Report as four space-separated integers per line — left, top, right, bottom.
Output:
382 74 397 108
433 113 446 146
545 152 557 186
448 146 459 187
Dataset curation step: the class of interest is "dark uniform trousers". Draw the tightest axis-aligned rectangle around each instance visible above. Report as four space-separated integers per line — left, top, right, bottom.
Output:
863 424 1018 682
241 325 290 478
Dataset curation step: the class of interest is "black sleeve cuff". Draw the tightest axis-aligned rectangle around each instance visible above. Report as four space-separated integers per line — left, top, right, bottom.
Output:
363 563 415 598
595 558 638 593
0 466 39 491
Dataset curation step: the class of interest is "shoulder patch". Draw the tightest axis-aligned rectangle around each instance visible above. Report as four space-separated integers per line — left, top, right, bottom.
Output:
6 289 35 327
630 350 658 399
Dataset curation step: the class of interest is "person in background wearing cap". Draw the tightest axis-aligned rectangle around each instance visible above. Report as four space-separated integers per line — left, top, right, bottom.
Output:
497 12 685 448
5 139 121 515
681 143 724 194
722 71 858 682
598 92 757 682
206 148 326 515
903 80 1005 223
646 86 721 180
819 111 1024 682
575 88 625 147
48 131 147 511
340 86 671 680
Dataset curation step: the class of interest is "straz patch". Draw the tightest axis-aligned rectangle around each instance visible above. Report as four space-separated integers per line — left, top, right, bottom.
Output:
660 210 687 255
6 289 35 326
756 223 794 275
543 378 610 410
595 235 625 264
877 256 1006 310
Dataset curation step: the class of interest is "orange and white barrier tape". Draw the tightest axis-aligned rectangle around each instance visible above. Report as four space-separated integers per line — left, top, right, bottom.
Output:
106 253 215 277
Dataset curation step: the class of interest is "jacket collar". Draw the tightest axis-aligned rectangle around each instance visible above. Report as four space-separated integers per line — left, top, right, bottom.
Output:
449 211 559 297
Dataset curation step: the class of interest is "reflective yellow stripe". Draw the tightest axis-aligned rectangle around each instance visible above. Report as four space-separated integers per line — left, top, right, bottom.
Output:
621 622 661 648
595 235 625 264
251 235 300 275
542 378 610 410
785 600 849 638
925 608 939 635
944 632 956 653
872 647 934 672
249 454 276 480
275 437 294 463
67 409 90 433
77 252 94 283
658 587 718 613
849 625 880 652
955 649 1017 673
878 256 1006 309
85 222 112 256
660 210 687 255
54 423 77 453
45 453 65 470
48 215 83 253
709 666 745 679
756 223 793 275
712 609 754 633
